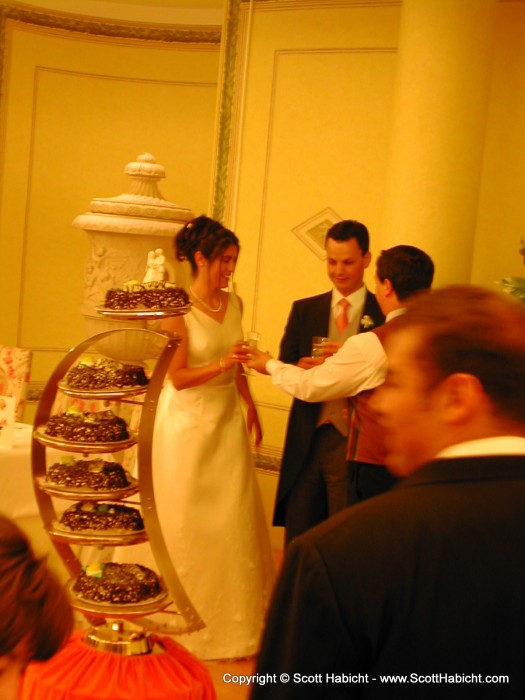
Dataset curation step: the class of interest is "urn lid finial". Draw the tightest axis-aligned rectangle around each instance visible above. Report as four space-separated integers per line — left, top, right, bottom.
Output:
73 153 193 229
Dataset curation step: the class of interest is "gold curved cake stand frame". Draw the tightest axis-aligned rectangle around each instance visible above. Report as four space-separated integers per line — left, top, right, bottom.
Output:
31 327 205 634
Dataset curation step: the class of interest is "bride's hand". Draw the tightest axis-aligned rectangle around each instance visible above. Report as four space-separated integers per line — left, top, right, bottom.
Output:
246 404 263 446
221 341 252 371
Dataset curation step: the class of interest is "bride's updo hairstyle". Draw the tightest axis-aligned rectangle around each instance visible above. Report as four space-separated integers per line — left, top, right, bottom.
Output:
176 215 239 275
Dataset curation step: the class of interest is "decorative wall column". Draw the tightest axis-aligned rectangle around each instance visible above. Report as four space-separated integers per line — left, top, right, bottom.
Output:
73 153 194 340
381 0 498 283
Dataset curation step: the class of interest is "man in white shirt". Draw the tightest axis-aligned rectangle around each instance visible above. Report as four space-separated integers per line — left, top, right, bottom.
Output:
251 285 525 700
249 245 434 520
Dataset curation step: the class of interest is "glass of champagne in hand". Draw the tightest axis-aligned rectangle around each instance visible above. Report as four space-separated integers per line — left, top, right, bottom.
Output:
245 331 261 374
311 336 329 359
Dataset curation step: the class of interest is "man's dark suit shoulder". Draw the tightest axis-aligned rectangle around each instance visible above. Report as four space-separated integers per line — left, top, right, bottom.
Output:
257 456 525 697
278 292 332 363
279 289 384 363
289 291 333 310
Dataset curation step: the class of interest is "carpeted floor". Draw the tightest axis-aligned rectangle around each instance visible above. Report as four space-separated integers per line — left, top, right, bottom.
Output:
204 657 256 700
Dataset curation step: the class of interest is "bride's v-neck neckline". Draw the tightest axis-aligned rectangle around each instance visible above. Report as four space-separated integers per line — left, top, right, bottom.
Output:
191 293 229 325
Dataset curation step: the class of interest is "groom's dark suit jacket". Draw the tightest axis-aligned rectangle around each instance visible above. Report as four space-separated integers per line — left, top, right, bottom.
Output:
253 455 525 699
275 289 384 526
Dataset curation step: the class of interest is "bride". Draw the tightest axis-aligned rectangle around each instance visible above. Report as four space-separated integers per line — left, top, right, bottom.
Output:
121 216 275 660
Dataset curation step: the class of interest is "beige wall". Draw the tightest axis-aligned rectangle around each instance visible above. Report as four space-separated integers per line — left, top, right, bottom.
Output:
0 12 220 400
219 0 525 457
3 0 525 460
222 0 400 450
471 0 525 285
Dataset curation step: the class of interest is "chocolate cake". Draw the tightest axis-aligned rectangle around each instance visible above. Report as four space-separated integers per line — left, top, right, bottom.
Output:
73 563 161 604
60 501 144 533
46 458 130 490
104 280 189 311
66 358 149 391
44 409 129 443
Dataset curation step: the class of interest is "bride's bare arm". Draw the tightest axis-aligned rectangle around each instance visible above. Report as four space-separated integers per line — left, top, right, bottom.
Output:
236 370 263 446
163 315 249 390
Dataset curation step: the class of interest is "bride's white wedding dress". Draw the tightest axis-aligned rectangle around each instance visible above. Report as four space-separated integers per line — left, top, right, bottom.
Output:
117 293 275 660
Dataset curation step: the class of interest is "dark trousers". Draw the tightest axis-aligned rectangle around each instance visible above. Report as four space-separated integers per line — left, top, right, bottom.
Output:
285 424 348 545
348 460 398 505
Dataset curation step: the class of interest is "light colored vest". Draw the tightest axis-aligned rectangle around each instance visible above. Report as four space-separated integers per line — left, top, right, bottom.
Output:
317 299 360 436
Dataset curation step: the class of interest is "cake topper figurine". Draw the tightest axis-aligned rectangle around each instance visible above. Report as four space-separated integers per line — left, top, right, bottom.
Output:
143 248 166 283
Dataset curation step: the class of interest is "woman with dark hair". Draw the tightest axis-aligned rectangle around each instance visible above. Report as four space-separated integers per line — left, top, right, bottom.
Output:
142 216 274 660
0 514 73 700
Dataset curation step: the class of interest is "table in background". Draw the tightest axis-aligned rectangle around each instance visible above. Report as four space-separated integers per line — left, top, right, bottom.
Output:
0 423 68 580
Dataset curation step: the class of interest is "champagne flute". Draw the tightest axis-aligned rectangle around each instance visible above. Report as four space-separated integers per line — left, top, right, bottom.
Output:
245 331 261 375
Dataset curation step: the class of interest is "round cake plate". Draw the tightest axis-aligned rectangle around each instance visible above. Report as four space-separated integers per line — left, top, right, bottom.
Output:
67 580 171 618
57 380 148 400
49 519 148 547
33 430 138 454
96 305 192 320
35 474 139 501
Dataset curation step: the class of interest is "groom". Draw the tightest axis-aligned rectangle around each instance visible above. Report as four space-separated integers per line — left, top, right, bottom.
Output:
251 245 434 532
276 219 384 544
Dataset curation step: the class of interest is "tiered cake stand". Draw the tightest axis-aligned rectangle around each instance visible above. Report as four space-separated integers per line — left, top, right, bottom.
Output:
25 309 216 700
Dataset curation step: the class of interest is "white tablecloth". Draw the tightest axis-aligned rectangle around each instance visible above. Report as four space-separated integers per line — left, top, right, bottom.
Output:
0 424 79 582
0 423 62 519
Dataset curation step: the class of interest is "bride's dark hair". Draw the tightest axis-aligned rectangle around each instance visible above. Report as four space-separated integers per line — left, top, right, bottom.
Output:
175 215 239 275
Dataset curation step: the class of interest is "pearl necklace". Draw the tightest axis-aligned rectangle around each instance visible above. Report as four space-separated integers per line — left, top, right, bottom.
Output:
189 287 223 313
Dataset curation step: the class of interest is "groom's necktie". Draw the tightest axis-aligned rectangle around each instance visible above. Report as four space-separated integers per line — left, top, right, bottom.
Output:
336 298 350 334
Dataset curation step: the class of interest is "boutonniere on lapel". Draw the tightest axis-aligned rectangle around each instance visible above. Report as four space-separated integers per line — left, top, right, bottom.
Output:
498 238 525 304
360 315 375 330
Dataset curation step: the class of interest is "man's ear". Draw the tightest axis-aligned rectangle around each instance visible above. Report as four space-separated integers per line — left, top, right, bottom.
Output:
363 251 372 269
438 373 485 424
383 278 394 297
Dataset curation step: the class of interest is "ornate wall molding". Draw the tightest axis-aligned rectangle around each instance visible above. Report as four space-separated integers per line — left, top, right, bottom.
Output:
253 451 281 473
246 0 400 10
211 0 241 223
0 2 221 43
0 2 221 176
